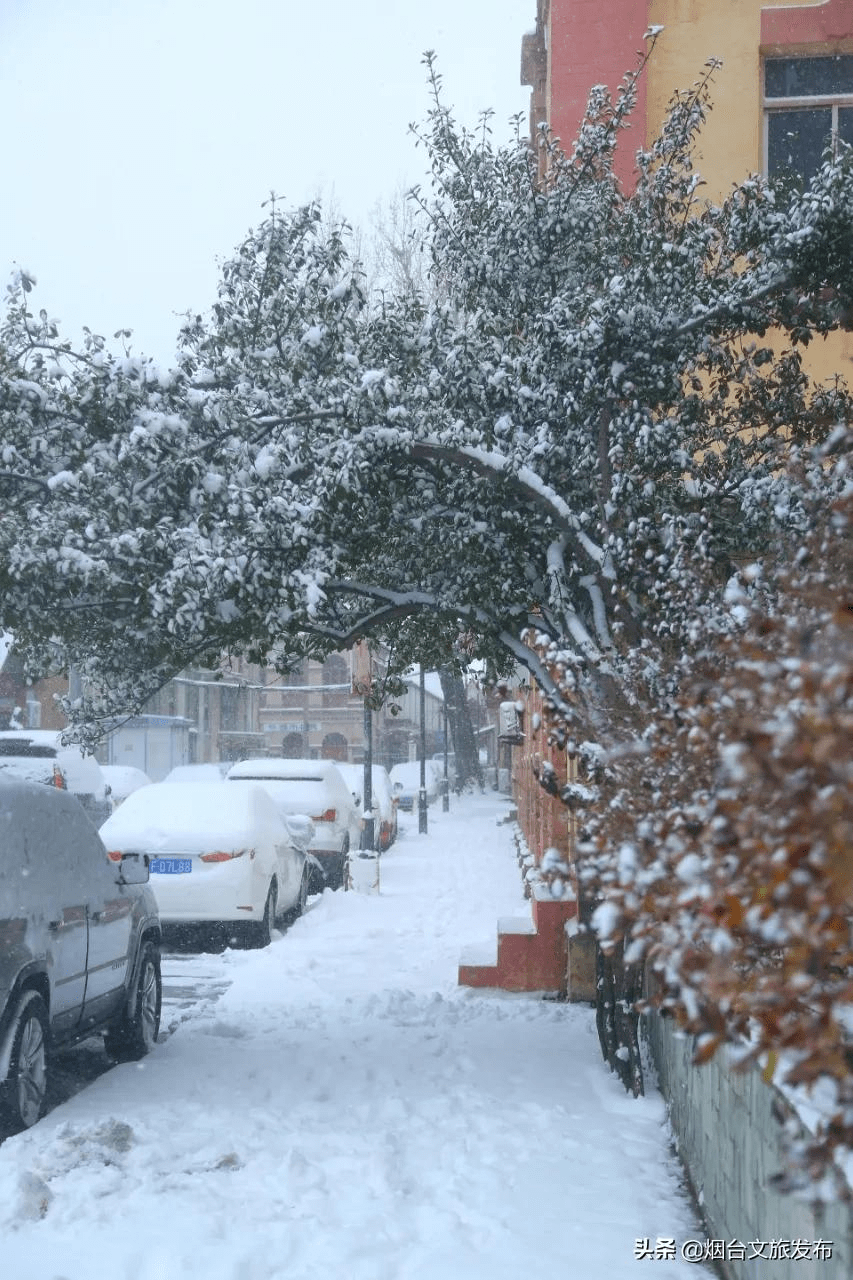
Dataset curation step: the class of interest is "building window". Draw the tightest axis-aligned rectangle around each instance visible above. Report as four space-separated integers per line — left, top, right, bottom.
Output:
281 732 305 758
322 655 350 707
765 55 853 189
220 684 241 731
321 732 348 761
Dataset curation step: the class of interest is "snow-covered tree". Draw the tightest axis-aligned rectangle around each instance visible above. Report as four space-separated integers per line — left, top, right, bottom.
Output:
1 39 852 1187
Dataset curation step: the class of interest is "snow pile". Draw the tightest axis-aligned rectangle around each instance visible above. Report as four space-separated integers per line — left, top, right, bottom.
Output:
0 793 710 1279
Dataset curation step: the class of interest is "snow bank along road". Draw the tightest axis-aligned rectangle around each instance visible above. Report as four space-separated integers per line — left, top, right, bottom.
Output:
0 793 711 1280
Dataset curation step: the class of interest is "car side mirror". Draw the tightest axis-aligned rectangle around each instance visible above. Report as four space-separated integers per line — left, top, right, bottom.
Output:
115 851 150 885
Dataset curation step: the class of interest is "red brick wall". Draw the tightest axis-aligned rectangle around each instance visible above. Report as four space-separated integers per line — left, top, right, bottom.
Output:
761 0 853 47
547 0 652 188
511 680 573 867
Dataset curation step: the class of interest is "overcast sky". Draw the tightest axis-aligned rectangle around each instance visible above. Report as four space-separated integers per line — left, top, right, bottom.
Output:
0 0 534 365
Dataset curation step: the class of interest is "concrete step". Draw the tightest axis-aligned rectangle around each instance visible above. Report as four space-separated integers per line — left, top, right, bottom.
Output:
458 891 577 994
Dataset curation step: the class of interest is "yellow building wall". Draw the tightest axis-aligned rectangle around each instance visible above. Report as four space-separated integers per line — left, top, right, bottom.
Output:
646 0 853 381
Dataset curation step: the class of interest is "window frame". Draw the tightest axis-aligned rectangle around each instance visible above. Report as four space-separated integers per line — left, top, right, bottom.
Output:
763 55 853 183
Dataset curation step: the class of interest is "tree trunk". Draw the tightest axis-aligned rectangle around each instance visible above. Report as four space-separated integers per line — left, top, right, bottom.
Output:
595 941 644 1098
438 669 483 790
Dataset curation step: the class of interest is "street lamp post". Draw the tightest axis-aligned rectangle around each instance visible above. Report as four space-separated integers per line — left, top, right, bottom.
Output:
362 697 375 851
418 668 428 834
442 701 449 812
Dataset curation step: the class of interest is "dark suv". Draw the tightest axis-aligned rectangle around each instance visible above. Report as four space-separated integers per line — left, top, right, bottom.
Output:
0 778 162 1133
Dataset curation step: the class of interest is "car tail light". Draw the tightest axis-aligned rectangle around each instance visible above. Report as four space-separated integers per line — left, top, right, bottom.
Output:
200 849 248 863
312 808 336 823
52 764 66 790
0 918 26 946
106 850 123 862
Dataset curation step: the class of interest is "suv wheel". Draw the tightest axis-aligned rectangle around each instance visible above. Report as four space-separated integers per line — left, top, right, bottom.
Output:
105 941 161 1062
1 991 49 1132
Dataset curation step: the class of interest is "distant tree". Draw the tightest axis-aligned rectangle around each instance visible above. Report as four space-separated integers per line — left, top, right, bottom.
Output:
1 36 852 1187
361 183 431 304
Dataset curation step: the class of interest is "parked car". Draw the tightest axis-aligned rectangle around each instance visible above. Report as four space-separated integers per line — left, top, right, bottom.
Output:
99 781 309 946
226 759 359 889
0 778 161 1134
100 765 152 806
0 729 114 826
162 762 231 784
336 763 398 851
389 760 442 811
431 752 457 788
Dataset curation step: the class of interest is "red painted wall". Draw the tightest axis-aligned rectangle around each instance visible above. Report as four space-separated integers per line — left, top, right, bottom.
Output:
548 0 652 188
762 0 853 47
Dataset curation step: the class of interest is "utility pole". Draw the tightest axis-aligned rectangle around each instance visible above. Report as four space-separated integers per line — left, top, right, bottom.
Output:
418 668 428 834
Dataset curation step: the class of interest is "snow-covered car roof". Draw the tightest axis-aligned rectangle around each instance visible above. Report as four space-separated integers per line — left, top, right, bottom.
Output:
0 777 111 906
227 777 347 818
226 759 356 821
336 762 392 794
227 758 346 783
390 760 442 786
99 781 287 853
162 762 231 783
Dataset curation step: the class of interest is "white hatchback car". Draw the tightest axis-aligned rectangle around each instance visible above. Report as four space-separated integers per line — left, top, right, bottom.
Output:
100 781 309 946
226 759 359 889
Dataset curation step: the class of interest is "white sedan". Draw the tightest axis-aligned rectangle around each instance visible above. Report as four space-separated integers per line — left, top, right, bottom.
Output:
100 781 308 946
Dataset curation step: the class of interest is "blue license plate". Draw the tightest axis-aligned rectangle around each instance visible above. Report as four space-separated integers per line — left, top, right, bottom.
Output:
150 858 192 875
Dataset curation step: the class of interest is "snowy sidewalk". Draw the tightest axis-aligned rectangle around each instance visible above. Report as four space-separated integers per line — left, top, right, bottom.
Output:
0 792 711 1280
